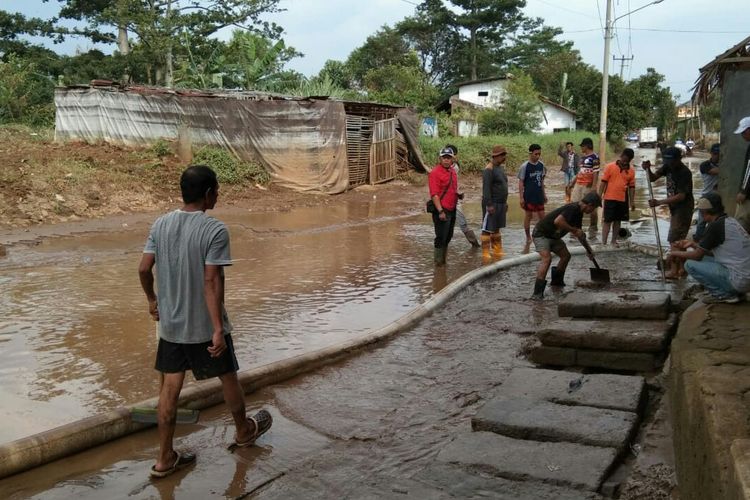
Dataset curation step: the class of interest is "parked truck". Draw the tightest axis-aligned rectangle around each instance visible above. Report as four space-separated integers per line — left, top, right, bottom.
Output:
638 127 658 148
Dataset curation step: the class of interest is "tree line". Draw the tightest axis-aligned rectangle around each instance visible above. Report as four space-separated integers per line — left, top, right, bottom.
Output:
1 0 676 138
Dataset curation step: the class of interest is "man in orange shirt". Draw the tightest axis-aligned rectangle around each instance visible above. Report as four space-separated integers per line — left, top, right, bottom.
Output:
599 148 636 245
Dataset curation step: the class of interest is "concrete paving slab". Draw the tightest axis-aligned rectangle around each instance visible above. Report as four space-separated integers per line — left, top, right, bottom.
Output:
558 291 671 320
537 319 670 353
472 398 637 449
496 367 645 412
437 431 618 491
530 345 659 372
414 463 603 500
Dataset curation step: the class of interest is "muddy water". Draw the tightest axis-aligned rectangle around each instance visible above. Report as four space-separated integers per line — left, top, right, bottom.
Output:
0 190 537 444
2 250 668 499
0 150 705 445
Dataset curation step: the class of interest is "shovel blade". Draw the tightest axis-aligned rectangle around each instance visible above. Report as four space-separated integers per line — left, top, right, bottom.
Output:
590 268 611 283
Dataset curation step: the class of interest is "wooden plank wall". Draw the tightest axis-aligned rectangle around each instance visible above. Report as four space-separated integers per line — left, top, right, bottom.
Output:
346 114 374 187
369 118 397 184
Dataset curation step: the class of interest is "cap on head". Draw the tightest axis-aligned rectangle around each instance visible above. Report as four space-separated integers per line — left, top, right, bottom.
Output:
696 192 724 212
710 143 721 154
444 144 458 156
439 147 455 158
733 116 750 134
491 145 507 157
580 137 594 148
662 146 682 161
582 192 602 208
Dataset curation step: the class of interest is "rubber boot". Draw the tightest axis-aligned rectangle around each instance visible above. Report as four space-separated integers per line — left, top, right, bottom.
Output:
480 233 491 263
464 229 481 248
490 233 504 258
550 266 566 287
434 247 446 266
531 278 547 299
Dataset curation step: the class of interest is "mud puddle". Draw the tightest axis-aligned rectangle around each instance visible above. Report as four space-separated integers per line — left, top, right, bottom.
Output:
1 251 674 499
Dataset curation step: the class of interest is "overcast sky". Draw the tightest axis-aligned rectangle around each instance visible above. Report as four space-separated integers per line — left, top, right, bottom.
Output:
5 0 748 101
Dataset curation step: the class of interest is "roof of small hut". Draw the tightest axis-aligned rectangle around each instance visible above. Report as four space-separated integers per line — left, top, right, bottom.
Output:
692 35 750 105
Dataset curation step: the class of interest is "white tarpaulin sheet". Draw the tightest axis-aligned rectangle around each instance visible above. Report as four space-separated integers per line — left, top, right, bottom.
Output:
55 88 349 194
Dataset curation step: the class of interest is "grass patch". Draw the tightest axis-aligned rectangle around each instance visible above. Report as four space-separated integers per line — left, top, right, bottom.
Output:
192 146 271 185
419 132 616 175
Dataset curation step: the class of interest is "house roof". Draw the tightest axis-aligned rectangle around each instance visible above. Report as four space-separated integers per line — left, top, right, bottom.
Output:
455 76 510 88
539 97 576 116
692 35 750 105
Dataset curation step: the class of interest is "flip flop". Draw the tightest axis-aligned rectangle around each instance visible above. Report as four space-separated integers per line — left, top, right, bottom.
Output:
149 451 196 478
228 409 273 451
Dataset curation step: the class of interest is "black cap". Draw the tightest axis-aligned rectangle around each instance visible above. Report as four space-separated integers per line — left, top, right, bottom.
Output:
582 192 602 207
710 143 720 153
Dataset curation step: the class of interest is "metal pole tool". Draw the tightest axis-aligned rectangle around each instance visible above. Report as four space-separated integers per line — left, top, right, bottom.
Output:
643 162 667 283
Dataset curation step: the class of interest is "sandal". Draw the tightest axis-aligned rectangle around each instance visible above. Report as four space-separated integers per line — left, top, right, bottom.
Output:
149 451 196 478
228 409 273 451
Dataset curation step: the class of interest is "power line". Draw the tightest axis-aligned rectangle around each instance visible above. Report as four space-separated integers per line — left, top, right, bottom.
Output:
531 0 592 17
396 0 419 6
565 27 746 34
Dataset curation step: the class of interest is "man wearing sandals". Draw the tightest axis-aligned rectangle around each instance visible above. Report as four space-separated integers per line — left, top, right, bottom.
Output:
139 165 272 478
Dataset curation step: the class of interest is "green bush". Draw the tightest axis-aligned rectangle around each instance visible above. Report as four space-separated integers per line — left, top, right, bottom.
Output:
149 139 173 158
192 146 270 185
419 132 616 175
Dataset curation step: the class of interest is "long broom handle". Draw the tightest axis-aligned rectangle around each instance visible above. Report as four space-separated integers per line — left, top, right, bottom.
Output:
645 173 667 284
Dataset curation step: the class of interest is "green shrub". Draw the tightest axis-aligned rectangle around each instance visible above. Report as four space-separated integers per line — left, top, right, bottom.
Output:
192 146 270 185
149 139 173 158
419 132 616 175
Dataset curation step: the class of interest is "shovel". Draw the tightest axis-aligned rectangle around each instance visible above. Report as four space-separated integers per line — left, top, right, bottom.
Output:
589 257 611 283
579 235 611 283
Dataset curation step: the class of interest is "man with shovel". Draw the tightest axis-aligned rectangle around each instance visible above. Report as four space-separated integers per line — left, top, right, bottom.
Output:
531 192 601 298
642 146 694 279
139 165 272 478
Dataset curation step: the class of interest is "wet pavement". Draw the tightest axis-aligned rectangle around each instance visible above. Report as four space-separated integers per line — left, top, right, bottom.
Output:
1 250 668 499
0 146 704 496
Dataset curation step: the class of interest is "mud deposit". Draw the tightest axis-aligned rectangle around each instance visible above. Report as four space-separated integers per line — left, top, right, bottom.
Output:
3 251 678 499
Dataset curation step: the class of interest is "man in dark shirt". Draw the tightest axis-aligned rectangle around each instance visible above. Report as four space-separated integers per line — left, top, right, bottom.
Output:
481 145 509 262
531 192 601 298
734 117 750 233
670 192 750 303
643 146 694 279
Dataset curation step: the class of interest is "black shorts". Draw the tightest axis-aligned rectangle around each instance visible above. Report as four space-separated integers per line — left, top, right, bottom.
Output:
603 200 629 222
155 334 239 380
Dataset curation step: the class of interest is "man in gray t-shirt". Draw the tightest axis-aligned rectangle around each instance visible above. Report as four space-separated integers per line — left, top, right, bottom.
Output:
139 165 272 478
671 192 750 304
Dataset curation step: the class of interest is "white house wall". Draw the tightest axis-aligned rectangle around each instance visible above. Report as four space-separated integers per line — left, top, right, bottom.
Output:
535 103 576 134
457 81 507 107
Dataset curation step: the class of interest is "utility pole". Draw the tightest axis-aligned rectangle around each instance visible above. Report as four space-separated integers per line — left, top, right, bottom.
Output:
598 0 664 162
613 55 635 79
598 0 614 163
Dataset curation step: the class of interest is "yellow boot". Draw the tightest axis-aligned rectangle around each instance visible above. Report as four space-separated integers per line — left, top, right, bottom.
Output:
481 233 491 263
490 232 504 258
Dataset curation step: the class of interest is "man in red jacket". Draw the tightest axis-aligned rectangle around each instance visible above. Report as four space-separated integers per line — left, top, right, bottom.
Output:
428 148 459 265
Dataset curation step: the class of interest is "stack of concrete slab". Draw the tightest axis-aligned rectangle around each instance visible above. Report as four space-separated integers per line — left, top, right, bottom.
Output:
529 291 674 372
437 367 645 495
